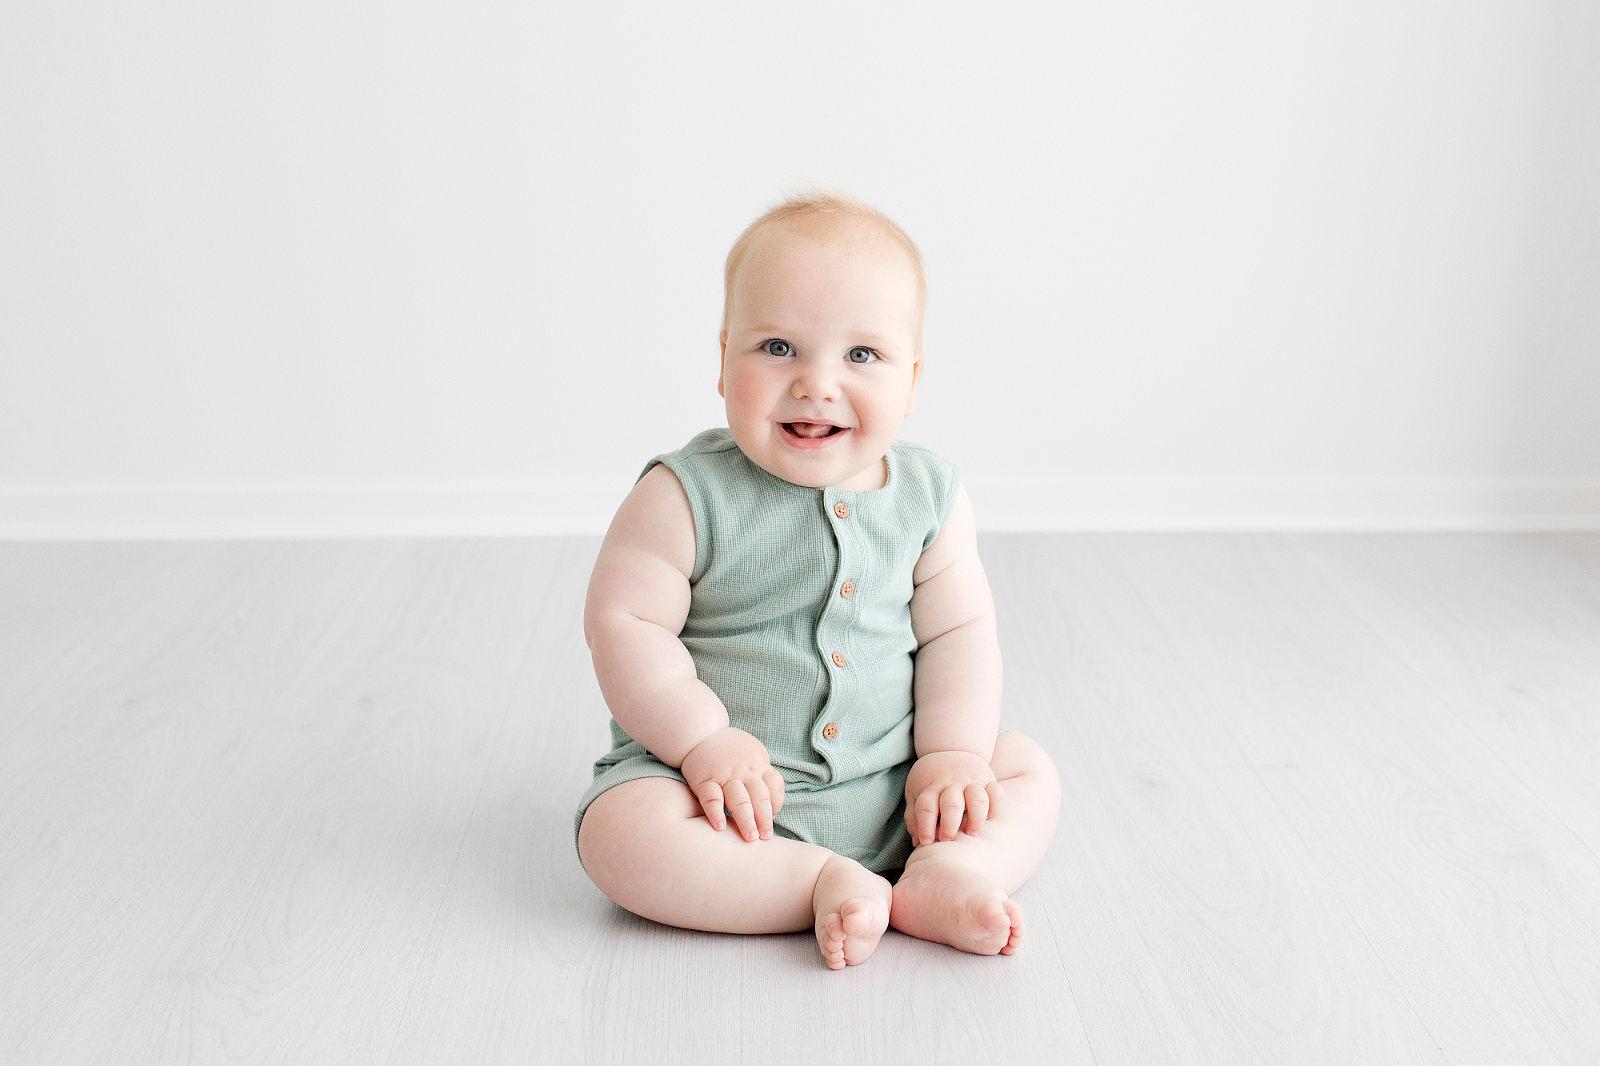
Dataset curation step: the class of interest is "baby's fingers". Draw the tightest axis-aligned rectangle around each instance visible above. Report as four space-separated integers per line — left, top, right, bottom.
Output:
762 768 786 819
723 777 758 842
745 773 774 840
986 780 1007 820
938 785 966 841
914 789 940 847
962 782 991 836
693 779 726 831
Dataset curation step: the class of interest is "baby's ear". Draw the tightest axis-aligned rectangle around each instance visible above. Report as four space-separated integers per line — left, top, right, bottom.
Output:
717 330 728 397
904 355 922 415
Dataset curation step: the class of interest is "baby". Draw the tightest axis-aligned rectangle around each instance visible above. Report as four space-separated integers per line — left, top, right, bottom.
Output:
574 187 1060 969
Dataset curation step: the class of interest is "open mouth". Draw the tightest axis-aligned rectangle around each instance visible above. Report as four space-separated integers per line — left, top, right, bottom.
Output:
781 422 846 440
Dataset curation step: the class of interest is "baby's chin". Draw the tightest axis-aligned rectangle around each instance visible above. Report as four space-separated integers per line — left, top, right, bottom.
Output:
764 450 888 492
737 443 857 489
747 454 838 489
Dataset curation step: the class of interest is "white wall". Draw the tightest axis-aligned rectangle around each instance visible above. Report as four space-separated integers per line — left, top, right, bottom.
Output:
3 0 1597 536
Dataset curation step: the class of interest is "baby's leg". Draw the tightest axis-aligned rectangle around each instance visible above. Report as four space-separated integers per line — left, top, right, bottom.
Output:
578 776 893 969
889 731 1061 956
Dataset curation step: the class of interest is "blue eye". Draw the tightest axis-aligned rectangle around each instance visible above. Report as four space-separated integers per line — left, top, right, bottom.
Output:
763 339 793 357
848 346 878 364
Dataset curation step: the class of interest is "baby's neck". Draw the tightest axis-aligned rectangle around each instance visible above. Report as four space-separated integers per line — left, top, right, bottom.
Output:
832 455 888 492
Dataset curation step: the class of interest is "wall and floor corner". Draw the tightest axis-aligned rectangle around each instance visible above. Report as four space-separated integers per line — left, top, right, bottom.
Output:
2 1 1597 537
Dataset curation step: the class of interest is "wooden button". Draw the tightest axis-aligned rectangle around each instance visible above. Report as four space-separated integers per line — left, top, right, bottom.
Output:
840 581 854 598
831 651 847 668
833 502 850 519
822 723 839 740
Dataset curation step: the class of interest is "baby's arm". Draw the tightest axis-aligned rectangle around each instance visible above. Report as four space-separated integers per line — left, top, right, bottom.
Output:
584 465 784 841
906 484 1005 846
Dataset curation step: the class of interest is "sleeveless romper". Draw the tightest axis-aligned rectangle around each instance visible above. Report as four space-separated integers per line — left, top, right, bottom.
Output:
574 428 1004 877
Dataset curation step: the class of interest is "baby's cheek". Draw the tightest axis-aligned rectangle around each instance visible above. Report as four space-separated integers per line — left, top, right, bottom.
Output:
723 377 765 422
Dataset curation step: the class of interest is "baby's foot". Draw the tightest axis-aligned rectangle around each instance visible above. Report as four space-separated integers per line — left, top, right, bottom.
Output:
890 848 1024 956
813 853 892 970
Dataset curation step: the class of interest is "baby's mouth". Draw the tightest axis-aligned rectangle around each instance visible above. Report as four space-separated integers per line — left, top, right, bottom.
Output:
782 422 845 439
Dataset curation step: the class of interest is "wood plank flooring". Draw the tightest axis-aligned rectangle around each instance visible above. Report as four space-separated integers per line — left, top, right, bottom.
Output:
1 534 1597 1064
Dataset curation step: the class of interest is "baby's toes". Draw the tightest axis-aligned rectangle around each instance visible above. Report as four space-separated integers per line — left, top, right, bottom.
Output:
817 912 848 970
1000 899 1025 956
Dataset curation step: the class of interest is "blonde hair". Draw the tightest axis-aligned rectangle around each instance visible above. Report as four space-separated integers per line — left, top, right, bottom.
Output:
721 184 928 354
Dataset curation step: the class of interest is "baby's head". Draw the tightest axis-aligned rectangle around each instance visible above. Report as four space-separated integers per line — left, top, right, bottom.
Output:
717 187 926 491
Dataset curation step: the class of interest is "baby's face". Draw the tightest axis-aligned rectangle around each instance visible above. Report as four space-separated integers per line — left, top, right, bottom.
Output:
718 230 922 491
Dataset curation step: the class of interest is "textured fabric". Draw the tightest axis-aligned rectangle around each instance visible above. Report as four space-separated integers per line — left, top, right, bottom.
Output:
574 427 965 875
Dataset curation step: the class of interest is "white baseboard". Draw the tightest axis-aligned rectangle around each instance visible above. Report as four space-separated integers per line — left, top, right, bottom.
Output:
965 475 1600 532
2 476 1598 539
0 482 626 540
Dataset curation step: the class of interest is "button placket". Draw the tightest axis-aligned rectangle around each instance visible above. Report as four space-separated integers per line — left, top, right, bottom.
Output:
818 489 858 753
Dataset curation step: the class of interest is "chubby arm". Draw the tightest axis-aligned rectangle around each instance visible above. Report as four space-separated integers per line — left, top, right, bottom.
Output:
583 464 727 767
904 484 1005 845
909 484 1003 759
583 464 784 841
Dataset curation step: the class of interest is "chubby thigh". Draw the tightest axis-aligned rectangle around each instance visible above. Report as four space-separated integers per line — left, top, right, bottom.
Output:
576 776 840 934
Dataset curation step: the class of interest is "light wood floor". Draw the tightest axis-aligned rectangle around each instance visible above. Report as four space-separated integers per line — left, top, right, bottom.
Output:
2 534 1598 1064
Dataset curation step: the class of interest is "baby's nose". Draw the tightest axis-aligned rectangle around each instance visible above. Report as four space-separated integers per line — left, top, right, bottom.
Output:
791 360 841 401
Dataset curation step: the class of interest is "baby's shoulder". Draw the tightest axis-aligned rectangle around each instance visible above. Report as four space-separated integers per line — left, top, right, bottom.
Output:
635 428 743 494
888 439 963 549
890 437 960 498
614 463 696 579
671 427 741 463
891 437 955 468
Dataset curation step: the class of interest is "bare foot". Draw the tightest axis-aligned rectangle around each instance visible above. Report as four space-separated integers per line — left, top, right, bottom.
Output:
813 853 893 970
889 848 1024 956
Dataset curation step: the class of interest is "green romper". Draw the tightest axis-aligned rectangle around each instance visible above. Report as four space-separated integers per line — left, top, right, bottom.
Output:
573 427 988 877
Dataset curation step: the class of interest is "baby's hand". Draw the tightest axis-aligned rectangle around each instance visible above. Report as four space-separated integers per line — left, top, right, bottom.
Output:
904 750 1005 847
680 726 786 842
